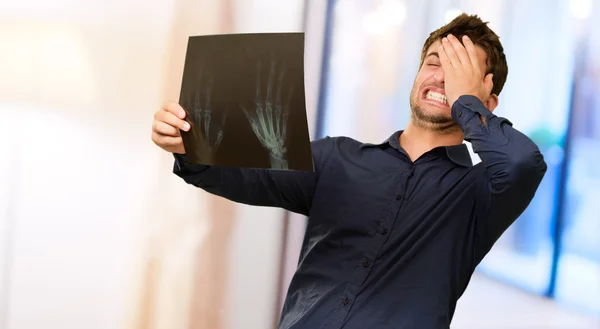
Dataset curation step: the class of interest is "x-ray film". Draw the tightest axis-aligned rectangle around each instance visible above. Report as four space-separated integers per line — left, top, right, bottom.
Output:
178 32 314 171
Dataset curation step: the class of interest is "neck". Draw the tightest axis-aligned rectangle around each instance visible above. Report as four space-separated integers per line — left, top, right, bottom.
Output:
399 121 464 162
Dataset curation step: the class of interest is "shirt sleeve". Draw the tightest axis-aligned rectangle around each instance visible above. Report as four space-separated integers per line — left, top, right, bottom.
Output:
451 95 548 257
172 137 335 216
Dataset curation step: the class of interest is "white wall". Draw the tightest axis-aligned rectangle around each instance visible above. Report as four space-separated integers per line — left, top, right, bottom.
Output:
0 1 177 328
0 1 308 329
452 273 600 329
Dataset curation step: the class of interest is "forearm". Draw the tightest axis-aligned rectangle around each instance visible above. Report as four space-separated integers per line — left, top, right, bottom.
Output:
172 154 315 215
451 96 548 250
451 95 547 193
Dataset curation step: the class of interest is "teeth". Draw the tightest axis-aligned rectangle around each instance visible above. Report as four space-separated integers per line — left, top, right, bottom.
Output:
426 91 447 104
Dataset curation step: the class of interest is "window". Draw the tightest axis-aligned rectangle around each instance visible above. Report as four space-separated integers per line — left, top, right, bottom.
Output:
554 5 600 314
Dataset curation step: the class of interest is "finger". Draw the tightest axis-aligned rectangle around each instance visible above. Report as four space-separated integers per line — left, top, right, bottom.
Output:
265 61 276 136
275 67 285 136
193 89 202 125
204 85 212 141
221 108 228 127
282 111 289 141
441 37 460 69
447 34 471 68
215 129 224 148
241 105 265 142
244 110 268 147
253 62 269 134
438 45 452 72
462 35 481 74
152 132 182 147
157 110 190 131
195 69 203 116
265 60 276 105
255 61 262 103
163 101 187 120
265 101 275 138
153 120 181 137
241 104 252 120
256 102 269 135
282 86 293 141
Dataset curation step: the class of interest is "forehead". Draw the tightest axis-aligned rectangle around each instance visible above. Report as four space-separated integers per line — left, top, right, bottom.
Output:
425 39 488 64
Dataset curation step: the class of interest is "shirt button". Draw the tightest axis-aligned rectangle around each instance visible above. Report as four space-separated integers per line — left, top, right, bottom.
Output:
343 298 350 305
466 102 472 106
396 195 402 200
457 111 462 117
363 261 370 268
381 228 388 235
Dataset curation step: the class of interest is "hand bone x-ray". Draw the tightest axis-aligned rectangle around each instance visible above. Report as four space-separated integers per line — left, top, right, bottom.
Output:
178 32 313 171
185 70 227 164
242 60 292 170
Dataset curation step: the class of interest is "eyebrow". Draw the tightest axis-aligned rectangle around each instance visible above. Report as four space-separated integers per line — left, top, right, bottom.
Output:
425 52 439 59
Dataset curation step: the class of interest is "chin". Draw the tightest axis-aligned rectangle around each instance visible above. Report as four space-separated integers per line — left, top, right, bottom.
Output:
410 101 454 127
417 101 451 117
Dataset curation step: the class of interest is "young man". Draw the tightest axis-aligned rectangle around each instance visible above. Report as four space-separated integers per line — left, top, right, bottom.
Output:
151 13 547 329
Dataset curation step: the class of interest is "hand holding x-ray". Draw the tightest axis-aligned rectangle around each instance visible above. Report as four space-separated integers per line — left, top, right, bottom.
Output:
242 60 293 170
175 33 313 170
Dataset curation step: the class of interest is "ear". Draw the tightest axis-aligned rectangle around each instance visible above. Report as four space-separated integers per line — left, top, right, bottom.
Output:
484 94 499 112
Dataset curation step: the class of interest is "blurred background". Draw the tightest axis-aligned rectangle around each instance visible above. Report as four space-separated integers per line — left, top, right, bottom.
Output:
0 0 599 328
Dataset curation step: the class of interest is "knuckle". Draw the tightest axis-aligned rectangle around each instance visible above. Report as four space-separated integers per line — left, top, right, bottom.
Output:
156 110 166 122
164 110 175 121
168 103 178 115
169 102 183 115
170 137 181 146
161 137 172 146
162 100 174 111
161 113 174 126
151 131 160 144
155 122 166 134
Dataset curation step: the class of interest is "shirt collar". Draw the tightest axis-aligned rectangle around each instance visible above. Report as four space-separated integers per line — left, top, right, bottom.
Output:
359 130 473 167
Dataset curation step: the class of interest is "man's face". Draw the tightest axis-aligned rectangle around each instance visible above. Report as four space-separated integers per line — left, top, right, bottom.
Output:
409 39 490 131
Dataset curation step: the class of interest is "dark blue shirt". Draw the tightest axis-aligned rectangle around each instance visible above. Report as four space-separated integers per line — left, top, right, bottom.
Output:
173 95 547 329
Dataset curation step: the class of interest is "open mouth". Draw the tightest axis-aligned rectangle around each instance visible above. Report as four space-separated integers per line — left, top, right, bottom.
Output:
421 88 448 107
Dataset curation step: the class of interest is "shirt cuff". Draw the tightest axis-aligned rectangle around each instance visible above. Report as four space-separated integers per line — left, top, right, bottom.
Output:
451 95 491 122
451 95 513 125
172 153 209 174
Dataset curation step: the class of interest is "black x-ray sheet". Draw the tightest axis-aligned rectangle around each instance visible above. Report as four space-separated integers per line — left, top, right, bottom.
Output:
178 32 314 171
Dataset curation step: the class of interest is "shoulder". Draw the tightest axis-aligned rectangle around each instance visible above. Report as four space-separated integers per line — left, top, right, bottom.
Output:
310 135 365 170
311 135 364 150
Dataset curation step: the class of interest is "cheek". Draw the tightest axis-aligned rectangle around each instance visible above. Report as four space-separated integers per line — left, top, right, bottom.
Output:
415 70 436 85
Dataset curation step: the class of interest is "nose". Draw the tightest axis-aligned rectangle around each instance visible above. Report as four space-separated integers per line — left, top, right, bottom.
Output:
434 68 444 83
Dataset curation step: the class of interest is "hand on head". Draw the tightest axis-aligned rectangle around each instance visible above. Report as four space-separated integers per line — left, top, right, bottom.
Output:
438 34 494 109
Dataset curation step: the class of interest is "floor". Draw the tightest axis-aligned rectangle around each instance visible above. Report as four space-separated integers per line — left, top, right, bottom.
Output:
451 273 600 329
